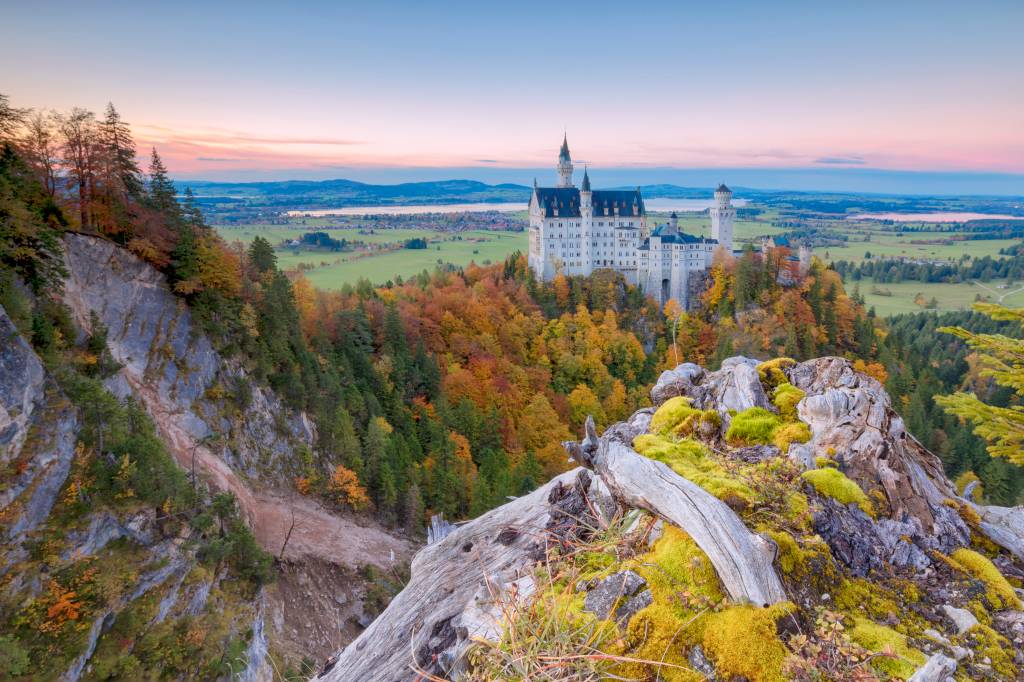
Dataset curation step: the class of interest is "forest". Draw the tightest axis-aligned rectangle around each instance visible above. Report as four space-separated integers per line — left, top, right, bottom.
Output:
834 253 1024 285
1 91 1021 545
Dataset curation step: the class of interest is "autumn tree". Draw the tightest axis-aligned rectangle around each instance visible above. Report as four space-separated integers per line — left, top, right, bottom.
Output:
59 107 98 228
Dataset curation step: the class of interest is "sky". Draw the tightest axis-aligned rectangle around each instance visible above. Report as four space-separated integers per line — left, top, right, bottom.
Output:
3 0 1024 194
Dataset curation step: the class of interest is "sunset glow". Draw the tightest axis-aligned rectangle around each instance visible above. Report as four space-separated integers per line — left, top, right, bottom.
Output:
4 1 1023 183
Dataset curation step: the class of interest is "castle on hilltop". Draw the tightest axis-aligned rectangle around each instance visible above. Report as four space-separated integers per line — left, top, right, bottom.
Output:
527 136 735 308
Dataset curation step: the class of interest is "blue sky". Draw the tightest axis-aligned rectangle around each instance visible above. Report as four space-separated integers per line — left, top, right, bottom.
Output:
3 0 1023 193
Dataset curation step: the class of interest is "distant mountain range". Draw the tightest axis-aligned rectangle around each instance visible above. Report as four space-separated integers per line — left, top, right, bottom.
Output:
178 177 1024 218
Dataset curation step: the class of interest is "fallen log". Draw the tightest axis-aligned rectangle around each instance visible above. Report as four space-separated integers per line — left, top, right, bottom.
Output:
317 469 606 682
573 417 787 606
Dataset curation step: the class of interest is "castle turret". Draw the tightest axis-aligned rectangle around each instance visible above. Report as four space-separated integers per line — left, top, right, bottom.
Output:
670 211 678 233
710 183 735 253
557 134 574 187
581 167 593 271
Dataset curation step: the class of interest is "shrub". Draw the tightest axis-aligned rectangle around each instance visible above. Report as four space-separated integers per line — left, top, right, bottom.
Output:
801 467 873 515
725 407 782 445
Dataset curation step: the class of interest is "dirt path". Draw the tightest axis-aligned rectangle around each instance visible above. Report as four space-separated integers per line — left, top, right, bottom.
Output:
127 375 414 570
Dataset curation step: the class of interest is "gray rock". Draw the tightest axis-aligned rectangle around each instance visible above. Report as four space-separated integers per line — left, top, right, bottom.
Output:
650 363 704 405
941 605 978 635
732 444 781 463
907 653 956 682
687 644 718 679
583 570 647 622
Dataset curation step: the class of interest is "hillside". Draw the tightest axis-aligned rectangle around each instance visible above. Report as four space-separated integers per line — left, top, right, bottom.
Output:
325 357 1024 681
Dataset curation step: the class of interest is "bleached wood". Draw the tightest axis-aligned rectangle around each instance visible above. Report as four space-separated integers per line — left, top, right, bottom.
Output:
586 436 787 606
318 470 588 682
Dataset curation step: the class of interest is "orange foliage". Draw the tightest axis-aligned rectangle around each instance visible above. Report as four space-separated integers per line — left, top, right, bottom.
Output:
329 464 370 510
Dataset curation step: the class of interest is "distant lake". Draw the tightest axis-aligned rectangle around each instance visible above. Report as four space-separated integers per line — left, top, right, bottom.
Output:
287 203 526 216
848 212 1019 222
286 197 747 217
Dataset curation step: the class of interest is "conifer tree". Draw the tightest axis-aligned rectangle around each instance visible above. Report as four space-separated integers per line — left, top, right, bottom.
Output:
935 304 1024 466
147 148 178 217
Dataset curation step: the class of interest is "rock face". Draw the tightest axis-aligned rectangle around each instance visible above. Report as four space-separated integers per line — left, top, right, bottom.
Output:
62 233 314 483
790 357 958 531
0 307 78 553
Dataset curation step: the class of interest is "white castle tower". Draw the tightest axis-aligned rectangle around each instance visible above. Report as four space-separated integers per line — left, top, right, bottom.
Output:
580 167 593 272
557 134 574 187
710 183 735 253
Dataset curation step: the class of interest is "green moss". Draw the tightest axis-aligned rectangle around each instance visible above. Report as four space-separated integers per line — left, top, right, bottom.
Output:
847 618 926 679
772 382 806 419
634 434 753 505
725 407 783 446
814 456 838 468
772 422 810 451
649 396 721 439
947 548 1022 610
702 602 796 682
958 624 1017 678
620 526 725 681
757 358 796 388
801 467 874 516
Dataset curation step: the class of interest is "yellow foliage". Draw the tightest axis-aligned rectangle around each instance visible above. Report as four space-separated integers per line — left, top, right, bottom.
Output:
801 467 874 516
702 602 796 682
328 464 370 511
852 358 889 384
954 470 983 502
946 548 1022 609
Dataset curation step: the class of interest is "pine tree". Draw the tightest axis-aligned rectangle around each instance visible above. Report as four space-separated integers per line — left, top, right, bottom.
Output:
147 148 178 217
248 236 277 273
99 103 143 202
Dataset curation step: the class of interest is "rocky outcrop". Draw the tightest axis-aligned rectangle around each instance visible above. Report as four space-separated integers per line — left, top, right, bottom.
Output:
327 357 1024 681
0 307 78 557
62 233 314 483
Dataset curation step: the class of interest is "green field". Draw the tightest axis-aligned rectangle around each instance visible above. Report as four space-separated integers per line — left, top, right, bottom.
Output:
215 223 526 288
853 277 1024 316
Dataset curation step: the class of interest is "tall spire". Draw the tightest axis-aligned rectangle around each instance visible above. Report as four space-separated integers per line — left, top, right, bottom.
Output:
581 166 591 192
559 133 571 162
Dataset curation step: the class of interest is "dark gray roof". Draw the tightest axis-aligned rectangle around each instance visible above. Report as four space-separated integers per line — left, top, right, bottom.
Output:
559 135 571 162
644 226 718 246
532 187 644 218
716 183 731 193
581 167 591 192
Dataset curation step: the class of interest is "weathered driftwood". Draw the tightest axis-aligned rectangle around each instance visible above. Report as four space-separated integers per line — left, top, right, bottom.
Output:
318 469 606 682
973 504 1024 562
571 417 787 606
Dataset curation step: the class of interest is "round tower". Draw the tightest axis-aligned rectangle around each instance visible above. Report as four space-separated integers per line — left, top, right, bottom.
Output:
580 167 593 271
710 183 735 253
557 134 574 187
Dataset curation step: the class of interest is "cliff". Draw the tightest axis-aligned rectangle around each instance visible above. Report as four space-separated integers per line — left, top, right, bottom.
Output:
1 234 412 679
324 357 1024 681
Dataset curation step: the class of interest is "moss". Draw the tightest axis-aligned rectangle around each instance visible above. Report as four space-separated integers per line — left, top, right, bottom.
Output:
702 602 796 682
835 579 907 623
785 492 810 524
757 358 796 388
947 548 1022 610
801 467 874 516
772 382 806 419
618 527 725 681
958 624 1017 678
847 618 926 679
634 435 753 505
725 407 783 445
772 422 811 451
814 456 838 468
649 396 721 440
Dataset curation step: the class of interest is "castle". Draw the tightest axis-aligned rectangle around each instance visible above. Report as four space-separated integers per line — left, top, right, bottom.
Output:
527 136 735 308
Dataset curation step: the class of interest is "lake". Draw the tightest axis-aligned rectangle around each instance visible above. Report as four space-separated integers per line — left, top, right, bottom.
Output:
285 197 747 217
848 212 1019 222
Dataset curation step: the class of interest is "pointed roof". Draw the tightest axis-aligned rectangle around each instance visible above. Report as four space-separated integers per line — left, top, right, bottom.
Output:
559 134 571 162
581 167 591 192
716 183 731 193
